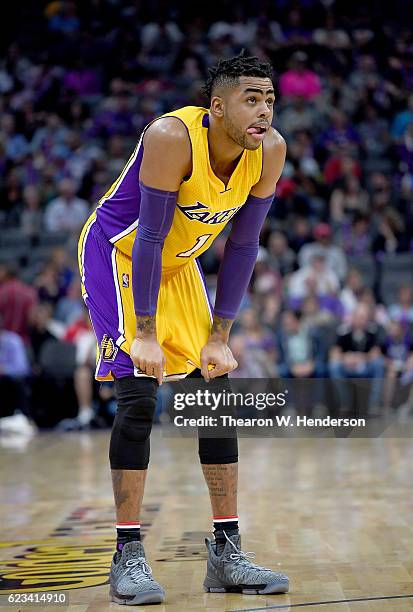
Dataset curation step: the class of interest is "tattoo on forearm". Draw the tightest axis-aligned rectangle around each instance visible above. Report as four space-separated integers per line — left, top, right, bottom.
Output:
111 470 130 508
136 316 156 335
211 315 233 338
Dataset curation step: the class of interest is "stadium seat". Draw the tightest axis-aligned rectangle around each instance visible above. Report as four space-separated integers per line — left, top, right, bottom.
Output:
38 339 76 378
26 246 55 267
347 255 377 288
30 339 78 428
380 253 413 274
378 254 413 305
0 228 26 249
0 245 28 264
38 231 69 248
380 272 413 306
20 266 40 284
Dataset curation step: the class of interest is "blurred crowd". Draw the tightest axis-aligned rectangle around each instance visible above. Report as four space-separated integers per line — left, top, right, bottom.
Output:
1 0 413 430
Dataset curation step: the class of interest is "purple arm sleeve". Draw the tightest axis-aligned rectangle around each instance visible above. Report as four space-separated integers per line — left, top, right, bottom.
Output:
132 181 178 316
214 193 274 319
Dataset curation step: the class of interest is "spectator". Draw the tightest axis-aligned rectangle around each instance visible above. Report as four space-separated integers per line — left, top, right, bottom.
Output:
391 93 413 142
29 302 64 372
278 96 321 138
266 230 296 276
279 51 321 101
288 253 340 302
358 105 391 171
282 11 312 47
318 109 360 157
238 307 276 365
19 185 44 238
312 11 351 50
47 1 80 34
340 268 365 321
358 288 389 329
337 214 373 256
260 294 282 329
381 320 413 410
0 113 29 162
329 176 369 224
54 278 84 325
301 295 335 332
252 248 283 299
0 313 33 433
88 91 137 139
388 285 413 326
34 262 62 305
140 19 183 73
57 310 96 430
31 114 69 159
229 334 275 378
298 222 347 281
287 216 313 253
0 264 38 343
63 58 101 97
0 170 23 221
372 208 408 254
329 304 385 414
276 310 320 379
44 178 89 233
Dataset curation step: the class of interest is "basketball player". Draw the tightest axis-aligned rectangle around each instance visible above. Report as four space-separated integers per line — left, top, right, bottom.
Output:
78 53 289 605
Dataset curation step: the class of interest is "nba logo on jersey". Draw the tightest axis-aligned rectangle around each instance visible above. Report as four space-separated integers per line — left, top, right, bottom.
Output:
101 334 118 362
122 273 129 288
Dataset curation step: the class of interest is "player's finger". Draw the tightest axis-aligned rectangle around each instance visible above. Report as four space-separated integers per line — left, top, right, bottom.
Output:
146 364 155 378
154 361 163 385
208 362 228 379
200 354 210 382
134 358 145 373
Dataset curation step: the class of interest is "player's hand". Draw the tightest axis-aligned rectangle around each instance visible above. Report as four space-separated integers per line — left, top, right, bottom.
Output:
200 339 238 382
130 337 166 385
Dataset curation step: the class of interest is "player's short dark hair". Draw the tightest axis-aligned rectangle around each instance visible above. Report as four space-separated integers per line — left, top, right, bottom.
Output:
202 50 273 100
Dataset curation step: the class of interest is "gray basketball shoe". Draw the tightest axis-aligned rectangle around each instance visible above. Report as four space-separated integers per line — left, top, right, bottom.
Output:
203 532 289 595
109 541 165 605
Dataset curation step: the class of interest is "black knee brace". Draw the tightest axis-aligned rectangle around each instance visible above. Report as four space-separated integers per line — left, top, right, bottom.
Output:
198 435 238 464
188 369 239 465
109 376 158 470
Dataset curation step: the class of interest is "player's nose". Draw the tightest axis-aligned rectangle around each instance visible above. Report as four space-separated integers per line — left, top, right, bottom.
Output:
257 102 271 118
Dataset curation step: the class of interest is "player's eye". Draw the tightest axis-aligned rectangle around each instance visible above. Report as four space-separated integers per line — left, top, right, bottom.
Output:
267 98 274 106
247 97 256 104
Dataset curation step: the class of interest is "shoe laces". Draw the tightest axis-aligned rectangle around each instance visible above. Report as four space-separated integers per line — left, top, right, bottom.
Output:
125 557 153 583
223 531 271 572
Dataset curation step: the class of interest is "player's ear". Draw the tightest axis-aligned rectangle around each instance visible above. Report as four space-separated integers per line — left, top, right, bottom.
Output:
210 95 224 118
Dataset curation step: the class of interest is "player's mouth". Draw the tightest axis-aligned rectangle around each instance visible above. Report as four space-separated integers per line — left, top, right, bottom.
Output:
246 123 269 141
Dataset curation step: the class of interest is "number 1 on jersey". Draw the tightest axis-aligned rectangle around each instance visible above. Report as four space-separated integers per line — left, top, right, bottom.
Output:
177 234 213 258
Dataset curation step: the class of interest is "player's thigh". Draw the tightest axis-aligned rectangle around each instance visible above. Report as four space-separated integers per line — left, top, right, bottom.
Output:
160 260 213 369
80 221 135 380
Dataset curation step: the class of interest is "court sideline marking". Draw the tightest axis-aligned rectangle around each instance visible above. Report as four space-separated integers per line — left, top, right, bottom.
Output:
227 593 413 611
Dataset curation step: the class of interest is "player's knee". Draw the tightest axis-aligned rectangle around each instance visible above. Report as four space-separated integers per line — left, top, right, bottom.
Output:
110 377 158 470
119 396 156 442
114 376 158 443
198 436 238 464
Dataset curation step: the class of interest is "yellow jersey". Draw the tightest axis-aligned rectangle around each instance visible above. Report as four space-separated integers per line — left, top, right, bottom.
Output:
94 106 263 269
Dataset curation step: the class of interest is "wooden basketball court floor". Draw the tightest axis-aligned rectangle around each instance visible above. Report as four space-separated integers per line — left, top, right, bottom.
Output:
1 425 413 612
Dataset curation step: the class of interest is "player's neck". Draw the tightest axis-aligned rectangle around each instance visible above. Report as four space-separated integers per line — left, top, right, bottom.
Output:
207 117 244 178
